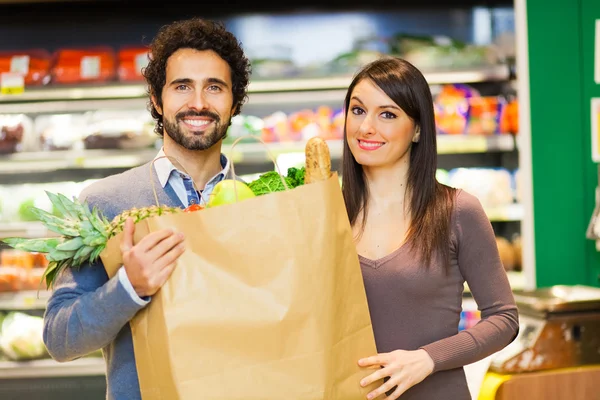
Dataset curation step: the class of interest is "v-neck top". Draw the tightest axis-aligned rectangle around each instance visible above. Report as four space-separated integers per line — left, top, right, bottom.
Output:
359 189 519 399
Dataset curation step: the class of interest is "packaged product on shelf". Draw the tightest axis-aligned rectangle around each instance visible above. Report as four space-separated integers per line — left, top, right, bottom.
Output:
51 47 117 84
82 109 158 149
0 114 35 154
261 111 290 143
0 181 81 223
117 46 150 82
499 96 519 134
324 49 383 76
224 114 264 145
261 106 344 143
466 96 505 135
495 236 516 271
388 33 502 71
248 45 299 79
0 312 48 361
434 84 477 135
34 113 88 151
314 105 340 140
0 249 46 292
447 167 515 209
0 49 52 86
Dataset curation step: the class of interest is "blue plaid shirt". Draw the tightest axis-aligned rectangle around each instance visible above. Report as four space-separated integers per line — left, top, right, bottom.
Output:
153 148 231 207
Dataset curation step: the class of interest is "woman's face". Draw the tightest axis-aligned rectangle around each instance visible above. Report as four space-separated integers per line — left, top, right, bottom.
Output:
345 79 418 169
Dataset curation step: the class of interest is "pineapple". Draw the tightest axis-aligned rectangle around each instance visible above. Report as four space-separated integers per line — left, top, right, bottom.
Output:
2 191 181 289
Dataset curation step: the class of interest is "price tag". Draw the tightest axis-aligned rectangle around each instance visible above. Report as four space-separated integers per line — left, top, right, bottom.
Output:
10 55 30 75
0 72 25 95
81 56 101 79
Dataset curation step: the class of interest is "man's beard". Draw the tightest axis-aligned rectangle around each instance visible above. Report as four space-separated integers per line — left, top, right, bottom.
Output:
163 110 230 151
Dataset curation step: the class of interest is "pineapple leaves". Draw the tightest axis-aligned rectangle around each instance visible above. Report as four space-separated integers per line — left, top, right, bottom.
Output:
4 190 182 289
1 237 65 253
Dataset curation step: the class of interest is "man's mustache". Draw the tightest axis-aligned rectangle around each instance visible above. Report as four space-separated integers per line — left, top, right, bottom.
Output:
176 110 220 122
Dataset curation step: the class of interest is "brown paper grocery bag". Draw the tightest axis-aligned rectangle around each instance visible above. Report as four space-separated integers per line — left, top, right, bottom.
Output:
100 173 378 399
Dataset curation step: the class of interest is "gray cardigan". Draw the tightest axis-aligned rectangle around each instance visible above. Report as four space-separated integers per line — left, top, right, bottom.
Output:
42 162 183 400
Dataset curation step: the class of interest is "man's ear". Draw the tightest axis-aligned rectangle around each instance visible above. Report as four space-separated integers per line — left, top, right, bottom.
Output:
412 126 421 143
231 102 239 116
151 94 162 115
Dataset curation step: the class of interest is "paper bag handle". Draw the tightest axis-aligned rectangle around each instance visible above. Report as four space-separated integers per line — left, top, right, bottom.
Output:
227 134 290 196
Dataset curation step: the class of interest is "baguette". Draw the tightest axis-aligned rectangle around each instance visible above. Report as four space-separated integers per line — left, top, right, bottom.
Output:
304 137 331 184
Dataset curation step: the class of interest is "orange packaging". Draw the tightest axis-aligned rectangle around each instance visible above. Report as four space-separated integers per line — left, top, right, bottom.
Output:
118 47 150 82
466 96 504 135
51 47 116 84
0 49 51 86
500 98 519 134
0 249 34 269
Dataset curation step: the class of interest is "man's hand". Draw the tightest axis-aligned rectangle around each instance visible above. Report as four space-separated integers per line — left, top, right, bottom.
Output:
120 217 186 297
358 349 434 399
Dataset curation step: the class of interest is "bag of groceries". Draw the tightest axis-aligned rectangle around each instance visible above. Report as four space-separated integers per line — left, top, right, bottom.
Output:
3 137 378 399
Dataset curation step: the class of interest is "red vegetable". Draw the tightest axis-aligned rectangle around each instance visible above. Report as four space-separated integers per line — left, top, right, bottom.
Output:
184 204 204 212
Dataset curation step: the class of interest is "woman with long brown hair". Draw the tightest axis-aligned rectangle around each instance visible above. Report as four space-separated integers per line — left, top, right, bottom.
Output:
342 57 519 399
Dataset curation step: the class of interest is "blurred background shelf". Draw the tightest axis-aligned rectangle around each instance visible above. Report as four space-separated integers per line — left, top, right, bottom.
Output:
0 65 510 104
0 290 51 310
0 357 105 379
0 135 517 175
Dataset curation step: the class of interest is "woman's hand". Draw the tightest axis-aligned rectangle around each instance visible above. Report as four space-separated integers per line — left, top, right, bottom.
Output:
358 349 435 399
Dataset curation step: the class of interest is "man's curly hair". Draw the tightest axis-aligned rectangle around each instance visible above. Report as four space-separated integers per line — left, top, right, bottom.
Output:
142 18 251 136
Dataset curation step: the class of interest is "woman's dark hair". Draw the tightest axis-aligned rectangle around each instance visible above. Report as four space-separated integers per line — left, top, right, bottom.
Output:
142 18 251 136
341 56 456 269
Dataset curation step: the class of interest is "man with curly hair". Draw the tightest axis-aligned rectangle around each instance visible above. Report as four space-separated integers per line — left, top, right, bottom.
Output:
42 18 251 400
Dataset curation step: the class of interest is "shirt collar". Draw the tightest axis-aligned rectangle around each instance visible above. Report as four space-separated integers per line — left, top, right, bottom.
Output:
154 147 231 189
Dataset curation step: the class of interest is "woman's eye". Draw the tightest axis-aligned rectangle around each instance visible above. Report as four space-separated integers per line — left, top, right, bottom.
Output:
381 111 397 119
351 106 364 115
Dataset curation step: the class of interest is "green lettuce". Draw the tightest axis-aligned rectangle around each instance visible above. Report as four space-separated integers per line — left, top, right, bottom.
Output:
248 167 306 196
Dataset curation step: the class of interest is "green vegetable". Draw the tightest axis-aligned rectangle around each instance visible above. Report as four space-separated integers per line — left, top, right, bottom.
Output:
247 166 307 196
248 171 294 196
286 167 305 187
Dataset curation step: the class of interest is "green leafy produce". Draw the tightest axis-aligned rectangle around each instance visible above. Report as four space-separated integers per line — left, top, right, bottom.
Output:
248 172 295 196
286 167 305 187
248 166 306 196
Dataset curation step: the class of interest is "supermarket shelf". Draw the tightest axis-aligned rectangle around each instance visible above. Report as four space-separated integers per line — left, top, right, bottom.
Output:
0 135 516 175
437 134 515 154
484 203 524 222
0 357 105 379
0 221 58 239
0 290 51 310
0 65 510 104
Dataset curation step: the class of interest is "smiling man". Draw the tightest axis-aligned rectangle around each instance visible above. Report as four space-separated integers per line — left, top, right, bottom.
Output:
41 18 251 400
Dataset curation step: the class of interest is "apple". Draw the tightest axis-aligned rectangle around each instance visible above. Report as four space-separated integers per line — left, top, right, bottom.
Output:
207 179 256 208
